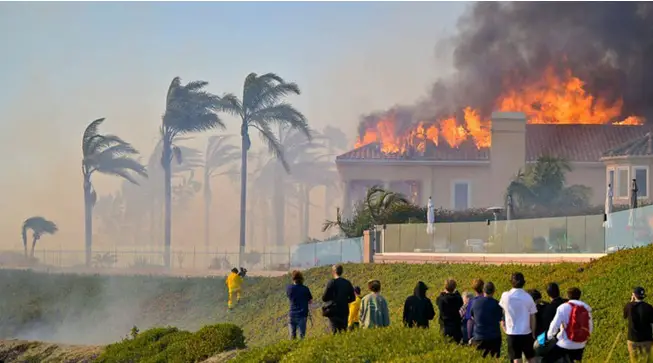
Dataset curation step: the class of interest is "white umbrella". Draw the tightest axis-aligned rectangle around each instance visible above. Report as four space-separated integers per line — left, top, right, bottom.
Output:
629 179 638 228
426 196 435 235
603 184 613 228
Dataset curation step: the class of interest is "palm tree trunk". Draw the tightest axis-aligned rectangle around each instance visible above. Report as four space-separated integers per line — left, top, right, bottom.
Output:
302 185 310 241
297 186 305 242
84 178 93 267
273 166 285 246
22 227 28 258
247 196 255 250
204 171 211 254
238 130 248 267
163 137 172 268
31 236 38 259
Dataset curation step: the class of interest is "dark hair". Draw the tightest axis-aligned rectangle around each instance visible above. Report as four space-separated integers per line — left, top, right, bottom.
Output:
511 272 526 289
368 279 381 293
333 264 344 276
567 287 582 300
445 279 457 293
354 286 361 295
472 279 485 295
291 270 304 284
483 281 496 295
528 289 542 302
546 282 561 299
231 268 239 274
414 281 428 298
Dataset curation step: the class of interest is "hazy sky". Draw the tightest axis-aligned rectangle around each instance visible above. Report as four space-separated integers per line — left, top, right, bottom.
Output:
0 2 468 251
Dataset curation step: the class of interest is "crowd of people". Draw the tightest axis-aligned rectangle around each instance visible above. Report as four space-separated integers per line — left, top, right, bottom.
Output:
279 265 653 363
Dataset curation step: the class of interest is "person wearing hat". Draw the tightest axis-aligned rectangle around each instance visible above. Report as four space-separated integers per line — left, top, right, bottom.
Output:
403 281 436 328
624 286 653 362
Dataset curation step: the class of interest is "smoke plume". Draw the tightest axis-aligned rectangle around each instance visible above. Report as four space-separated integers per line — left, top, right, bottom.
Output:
359 2 653 134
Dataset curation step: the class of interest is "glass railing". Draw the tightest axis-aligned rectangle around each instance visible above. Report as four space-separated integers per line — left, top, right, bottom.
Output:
380 209 649 254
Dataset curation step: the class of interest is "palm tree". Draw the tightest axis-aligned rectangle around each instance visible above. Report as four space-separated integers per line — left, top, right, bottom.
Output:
322 186 410 238
82 118 146 266
219 73 310 264
203 135 239 253
160 77 225 268
507 155 591 212
22 216 58 259
320 126 349 219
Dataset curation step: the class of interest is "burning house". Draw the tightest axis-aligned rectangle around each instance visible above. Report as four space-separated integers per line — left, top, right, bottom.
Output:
335 2 653 217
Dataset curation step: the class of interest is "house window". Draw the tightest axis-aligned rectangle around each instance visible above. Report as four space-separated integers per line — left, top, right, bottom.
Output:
617 167 629 198
452 181 470 211
634 166 649 198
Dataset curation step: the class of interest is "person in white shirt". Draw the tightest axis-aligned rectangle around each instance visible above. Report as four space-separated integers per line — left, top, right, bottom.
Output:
546 287 593 363
499 272 538 363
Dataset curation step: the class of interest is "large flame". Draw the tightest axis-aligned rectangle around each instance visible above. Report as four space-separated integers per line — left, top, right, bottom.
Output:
355 65 645 153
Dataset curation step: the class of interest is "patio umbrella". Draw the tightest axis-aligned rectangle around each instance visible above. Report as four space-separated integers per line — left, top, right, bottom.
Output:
603 183 613 228
426 196 435 235
504 194 514 237
629 179 638 228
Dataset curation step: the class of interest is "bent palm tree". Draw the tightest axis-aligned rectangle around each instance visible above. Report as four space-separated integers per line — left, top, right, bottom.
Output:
161 77 225 268
220 73 311 265
82 118 146 266
22 217 58 259
203 135 239 252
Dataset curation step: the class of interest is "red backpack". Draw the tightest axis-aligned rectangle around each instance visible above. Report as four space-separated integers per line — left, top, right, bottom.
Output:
565 302 591 342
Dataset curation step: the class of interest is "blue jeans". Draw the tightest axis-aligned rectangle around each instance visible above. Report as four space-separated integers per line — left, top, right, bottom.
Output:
289 316 307 339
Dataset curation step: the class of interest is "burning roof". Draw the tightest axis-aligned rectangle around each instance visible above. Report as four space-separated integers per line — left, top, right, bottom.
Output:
354 65 644 156
351 3 653 159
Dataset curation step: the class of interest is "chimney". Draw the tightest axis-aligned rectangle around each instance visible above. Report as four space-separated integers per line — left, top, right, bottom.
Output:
489 112 527 207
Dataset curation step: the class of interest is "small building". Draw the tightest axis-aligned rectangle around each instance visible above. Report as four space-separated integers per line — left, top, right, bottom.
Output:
336 112 651 216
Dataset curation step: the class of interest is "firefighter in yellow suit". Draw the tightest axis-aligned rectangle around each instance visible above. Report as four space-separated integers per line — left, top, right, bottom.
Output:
226 268 243 309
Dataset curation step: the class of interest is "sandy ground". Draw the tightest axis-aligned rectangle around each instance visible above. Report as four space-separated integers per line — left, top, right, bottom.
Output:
0 340 102 363
0 340 244 363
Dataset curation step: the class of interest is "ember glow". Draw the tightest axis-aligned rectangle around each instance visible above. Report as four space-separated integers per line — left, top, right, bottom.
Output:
355 65 645 154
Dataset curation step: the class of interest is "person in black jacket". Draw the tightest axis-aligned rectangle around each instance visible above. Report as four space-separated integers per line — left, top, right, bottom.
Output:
541 282 568 334
403 281 436 328
436 278 464 343
528 289 549 338
321 264 355 334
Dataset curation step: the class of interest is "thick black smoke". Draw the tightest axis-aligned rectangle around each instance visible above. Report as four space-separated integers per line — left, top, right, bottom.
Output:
360 2 653 134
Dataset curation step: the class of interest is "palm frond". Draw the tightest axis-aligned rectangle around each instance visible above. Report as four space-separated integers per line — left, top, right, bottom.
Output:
82 118 105 156
95 157 148 185
163 77 225 135
251 123 289 172
206 135 240 175
249 103 310 140
216 93 244 117
22 216 58 235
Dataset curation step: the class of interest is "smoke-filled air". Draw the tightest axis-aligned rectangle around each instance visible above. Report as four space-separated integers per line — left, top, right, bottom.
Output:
1 2 652 360
356 2 653 154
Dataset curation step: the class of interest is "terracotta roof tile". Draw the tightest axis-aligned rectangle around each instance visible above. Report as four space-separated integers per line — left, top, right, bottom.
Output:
602 131 653 158
337 125 653 163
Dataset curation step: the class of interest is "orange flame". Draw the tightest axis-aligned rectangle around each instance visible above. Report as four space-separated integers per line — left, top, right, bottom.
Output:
355 65 644 154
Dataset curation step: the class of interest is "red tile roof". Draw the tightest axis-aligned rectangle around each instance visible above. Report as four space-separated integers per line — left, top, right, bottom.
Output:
336 124 653 163
602 131 653 158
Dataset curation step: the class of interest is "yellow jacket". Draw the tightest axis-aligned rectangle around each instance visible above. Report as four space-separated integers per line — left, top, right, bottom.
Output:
348 295 362 326
226 272 243 290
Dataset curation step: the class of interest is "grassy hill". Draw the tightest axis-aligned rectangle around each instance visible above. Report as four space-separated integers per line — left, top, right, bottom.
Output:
1 246 651 361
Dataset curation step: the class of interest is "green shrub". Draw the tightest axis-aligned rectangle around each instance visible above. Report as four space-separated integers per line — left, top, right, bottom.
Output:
184 323 246 361
96 323 245 363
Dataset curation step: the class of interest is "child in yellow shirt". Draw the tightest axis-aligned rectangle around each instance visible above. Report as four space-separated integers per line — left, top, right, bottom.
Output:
348 286 362 330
